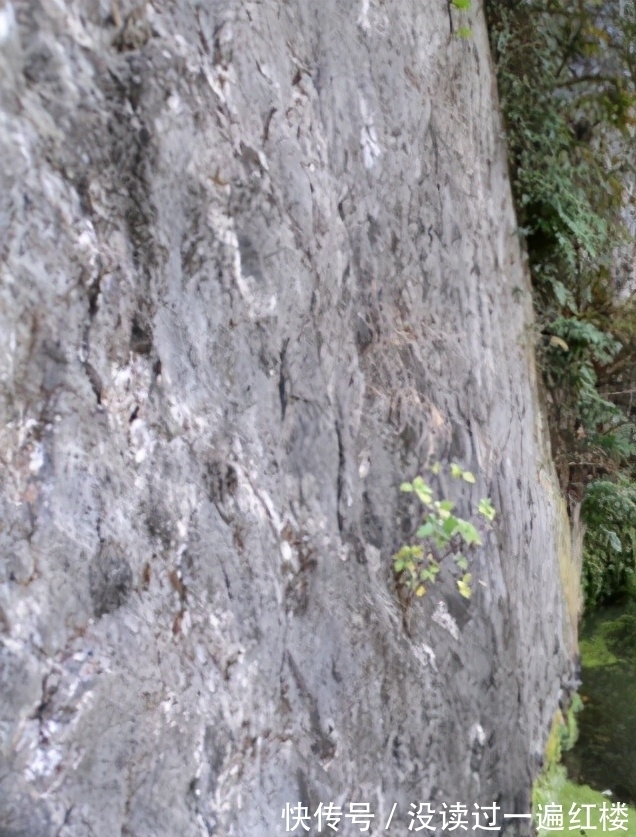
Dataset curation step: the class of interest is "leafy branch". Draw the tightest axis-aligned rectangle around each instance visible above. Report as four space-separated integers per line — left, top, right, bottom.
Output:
393 465 496 603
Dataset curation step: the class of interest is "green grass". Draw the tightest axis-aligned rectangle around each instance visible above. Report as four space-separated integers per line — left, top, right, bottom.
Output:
535 767 636 835
564 607 636 803
535 606 636 831
579 614 622 668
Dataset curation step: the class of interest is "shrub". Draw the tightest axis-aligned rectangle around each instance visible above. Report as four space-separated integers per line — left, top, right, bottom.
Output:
582 478 636 606
394 464 495 604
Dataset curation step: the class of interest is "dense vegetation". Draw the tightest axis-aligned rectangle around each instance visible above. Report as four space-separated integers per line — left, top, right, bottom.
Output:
486 0 636 609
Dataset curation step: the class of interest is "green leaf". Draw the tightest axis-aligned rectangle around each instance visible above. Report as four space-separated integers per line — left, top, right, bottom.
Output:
550 280 576 313
451 0 471 9
455 554 469 571
462 470 476 484
455 519 482 546
478 498 496 522
412 476 434 505
450 463 463 479
430 462 442 475
442 515 460 536
438 499 455 512
457 573 473 599
394 559 405 572
416 522 435 539
400 482 413 493
456 26 472 39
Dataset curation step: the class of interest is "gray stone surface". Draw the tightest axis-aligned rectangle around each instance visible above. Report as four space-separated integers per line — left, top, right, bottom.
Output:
0 1 579 835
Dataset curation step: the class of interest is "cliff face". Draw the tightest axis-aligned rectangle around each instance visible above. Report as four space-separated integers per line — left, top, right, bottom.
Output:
0 2 579 835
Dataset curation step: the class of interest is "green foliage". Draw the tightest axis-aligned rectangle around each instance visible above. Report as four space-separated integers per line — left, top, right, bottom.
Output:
574 607 636 804
488 0 634 302
451 0 472 38
532 696 585 833
487 0 636 611
533 772 636 837
582 478 636 607
478 498 496 522
543 317 624 441
394 464 495 603
487 0 634 397
561 694 582 753
604 612 636 659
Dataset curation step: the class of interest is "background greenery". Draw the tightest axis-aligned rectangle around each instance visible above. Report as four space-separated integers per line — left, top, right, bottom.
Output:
486 0 636 610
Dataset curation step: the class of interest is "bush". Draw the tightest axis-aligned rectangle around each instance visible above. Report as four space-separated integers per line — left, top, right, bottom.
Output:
394 464 495 604
582 478 636 606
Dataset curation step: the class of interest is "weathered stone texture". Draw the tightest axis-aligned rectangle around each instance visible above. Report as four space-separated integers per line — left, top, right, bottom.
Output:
0 1 578 835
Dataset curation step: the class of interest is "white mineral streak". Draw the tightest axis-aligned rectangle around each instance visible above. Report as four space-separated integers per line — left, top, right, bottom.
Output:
432 600 460 641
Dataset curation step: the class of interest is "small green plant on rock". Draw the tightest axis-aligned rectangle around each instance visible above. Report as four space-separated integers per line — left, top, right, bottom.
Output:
394 464 496 602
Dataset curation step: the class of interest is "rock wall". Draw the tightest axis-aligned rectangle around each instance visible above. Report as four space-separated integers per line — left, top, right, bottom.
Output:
0 1 579 835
